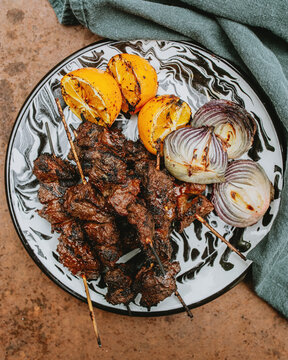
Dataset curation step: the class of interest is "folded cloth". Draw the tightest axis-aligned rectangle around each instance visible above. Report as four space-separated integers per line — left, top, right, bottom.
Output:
48 0 288 317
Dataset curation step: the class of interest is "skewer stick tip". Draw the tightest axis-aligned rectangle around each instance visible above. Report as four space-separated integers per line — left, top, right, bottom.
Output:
55 98 87 185
195 214 246 261
82 274 102 348
174 290 193 319
146 238 193 319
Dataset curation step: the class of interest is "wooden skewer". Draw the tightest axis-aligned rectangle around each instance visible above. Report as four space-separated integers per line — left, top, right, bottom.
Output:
145 237 193 318
82 274 102 347
145 237 166 276
56 100 86 185
156 150 161 171
195 214 246 261
155 140 163 171
55 99 102 347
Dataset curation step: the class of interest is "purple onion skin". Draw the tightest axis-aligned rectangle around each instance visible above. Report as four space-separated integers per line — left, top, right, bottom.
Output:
164 126 228 184
212 160 273 228
192 99 257 159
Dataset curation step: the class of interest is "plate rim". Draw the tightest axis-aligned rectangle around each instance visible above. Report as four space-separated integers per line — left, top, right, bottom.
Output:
5 39 284 316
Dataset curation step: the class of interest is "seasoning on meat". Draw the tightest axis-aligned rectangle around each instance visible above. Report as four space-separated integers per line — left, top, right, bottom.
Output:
33 121 214 308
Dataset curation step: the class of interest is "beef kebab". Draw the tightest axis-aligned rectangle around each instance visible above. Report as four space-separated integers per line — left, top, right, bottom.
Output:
33 106 221 318
68 117 215 311
33 123 104 346
60 104 194 314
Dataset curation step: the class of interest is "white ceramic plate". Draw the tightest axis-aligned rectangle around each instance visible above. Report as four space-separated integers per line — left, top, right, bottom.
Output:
5 40 284 316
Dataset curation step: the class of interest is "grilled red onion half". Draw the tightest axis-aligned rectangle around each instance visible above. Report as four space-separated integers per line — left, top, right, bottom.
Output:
164 126 228 184
212 160 274 228
192 99 257 159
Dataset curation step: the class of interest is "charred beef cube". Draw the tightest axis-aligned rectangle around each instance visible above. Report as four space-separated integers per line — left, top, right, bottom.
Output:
135 159 177 228
63 183 113 223
104 264 135 305
107 178 141 216
177 194 214 233
95 245 122 268
56 221 101 279
57 241 100 280
74 120 103 148
81 146 128 186
38 199 70 227
134 261 181 308
38 182 69 204
127 201 155 249
33 153 79 185
83 221 120 247
153 228 173 261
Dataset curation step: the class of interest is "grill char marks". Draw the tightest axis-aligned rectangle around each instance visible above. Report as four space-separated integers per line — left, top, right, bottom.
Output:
38 199 71 228
63 182 113 223
104 264 135 305
105 178 141 216
135 159 177 259
177 194 214 233
33 153 80 185
33 121 214 308
57 220 101 279
38 182 69 204
33 154 102 279
126 200 155 249
83 145 128 186
134 260 181 308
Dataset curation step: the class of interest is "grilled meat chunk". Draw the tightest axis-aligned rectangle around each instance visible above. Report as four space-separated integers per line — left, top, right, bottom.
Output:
106 178 141 216
56 221 101 279
134 260 181 308
81 145 128 186
135 159 177 224
127 200 155 249
74 121 103 148
63 182 113 223
93 244 121 268
33 153 79 185
135 159 176 259
73 120 150 162
38 182 68 204
177 194 214 233
83 221 120 247
83 219 122 268
38 199 70 227
34 121 217 310
104 264 135 305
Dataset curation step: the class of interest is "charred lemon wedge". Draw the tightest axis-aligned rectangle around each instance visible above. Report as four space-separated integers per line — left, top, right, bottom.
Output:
61 68 122 127
106 53 158 115
138 95 192 155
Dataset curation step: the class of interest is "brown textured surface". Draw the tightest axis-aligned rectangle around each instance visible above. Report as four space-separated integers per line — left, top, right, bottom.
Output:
0 1 287 359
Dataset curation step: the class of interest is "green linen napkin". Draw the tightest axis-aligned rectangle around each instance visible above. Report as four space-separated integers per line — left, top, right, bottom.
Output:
48 0 288 317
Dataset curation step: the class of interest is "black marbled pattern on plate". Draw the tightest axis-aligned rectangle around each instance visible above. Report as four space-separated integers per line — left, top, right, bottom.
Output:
5 40 283 316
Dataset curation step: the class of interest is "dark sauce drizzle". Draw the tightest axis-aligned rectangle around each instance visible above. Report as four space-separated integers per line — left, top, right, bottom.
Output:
219 228 251 271
177 250 218 283
193 220 203 241
262 206 273 227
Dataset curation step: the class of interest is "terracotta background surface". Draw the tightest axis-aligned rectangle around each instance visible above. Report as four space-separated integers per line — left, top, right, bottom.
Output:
0 1 287 359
